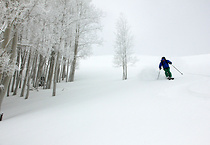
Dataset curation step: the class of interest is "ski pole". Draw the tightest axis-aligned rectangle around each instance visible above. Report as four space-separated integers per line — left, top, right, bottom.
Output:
171 65 183 75
157 70 160 80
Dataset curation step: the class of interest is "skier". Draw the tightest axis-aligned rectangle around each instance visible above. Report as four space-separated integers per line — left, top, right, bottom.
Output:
159 57 173 80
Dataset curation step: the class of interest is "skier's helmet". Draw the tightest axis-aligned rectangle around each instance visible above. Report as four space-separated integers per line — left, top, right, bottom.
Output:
162 57 166 60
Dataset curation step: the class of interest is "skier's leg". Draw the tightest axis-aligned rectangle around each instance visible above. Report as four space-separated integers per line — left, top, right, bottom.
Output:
164 69 169 77
165 68 172 78
168 68 172 78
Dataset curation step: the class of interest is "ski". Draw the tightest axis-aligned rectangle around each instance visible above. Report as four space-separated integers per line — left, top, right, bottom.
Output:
167 77 174 80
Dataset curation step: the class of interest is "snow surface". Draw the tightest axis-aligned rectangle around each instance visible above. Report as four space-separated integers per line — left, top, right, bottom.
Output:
1 55 210 145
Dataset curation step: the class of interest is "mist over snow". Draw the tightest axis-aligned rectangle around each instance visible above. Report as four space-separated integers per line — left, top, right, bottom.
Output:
1 54 210 145
92 0 210 56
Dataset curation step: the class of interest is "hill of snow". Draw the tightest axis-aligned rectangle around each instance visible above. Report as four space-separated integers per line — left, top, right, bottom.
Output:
1 55 210 145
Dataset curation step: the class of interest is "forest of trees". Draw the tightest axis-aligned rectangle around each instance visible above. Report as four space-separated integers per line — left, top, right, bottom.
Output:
0 0 102 120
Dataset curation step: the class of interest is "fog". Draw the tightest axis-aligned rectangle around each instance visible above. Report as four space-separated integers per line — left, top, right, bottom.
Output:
92 0 210 56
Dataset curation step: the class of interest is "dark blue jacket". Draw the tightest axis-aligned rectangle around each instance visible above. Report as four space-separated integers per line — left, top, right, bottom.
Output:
159 59 172 69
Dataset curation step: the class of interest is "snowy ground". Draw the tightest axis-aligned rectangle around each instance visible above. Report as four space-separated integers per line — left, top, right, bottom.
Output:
1 55 210 145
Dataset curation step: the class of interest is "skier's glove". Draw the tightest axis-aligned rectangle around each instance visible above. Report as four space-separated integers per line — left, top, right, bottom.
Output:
159 68 161 70
169 62 172 64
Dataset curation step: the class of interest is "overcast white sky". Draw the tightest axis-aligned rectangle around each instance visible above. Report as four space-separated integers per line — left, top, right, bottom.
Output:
92 0 210 56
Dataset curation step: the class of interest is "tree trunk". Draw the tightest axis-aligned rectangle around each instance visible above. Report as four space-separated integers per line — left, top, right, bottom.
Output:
46 51 55 89
20 50 31 97
0 113 3 121
69 33 79 82
25 75 30 99
0 29 17 114
62 57 66 81
0 76 11 113
0 25 11 81
25 68 32 100
122 58 127 80
43 60 49 89
35 54 45 89
11 70 16 92
66 59 70 82
13 49 27 95
69 57 76 82
52 51 60 96
7 80 11 97
123 64 127 80
57 64 60 83
32 52 38 88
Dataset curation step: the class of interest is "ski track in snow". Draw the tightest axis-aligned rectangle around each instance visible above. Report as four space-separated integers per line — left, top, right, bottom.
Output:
1 55 210 145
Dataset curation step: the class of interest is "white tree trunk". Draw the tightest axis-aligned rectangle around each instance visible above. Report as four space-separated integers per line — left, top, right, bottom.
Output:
114 14 134 80
0 25 11 81
0 29 17 114
52 51 60 96
69 32 79 82
25 70 32 100
46 51 55 89
66 59 70 82
35 54 45 89
20 50 31 97
13 50 27 95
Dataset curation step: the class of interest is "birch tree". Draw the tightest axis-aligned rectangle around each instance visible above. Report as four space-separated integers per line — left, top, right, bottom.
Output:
69 0 102 82
0 0 40 120
113 14 136 80
0 0 102 121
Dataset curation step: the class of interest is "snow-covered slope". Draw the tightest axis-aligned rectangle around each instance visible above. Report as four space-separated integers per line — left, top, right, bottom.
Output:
1 55 210 145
